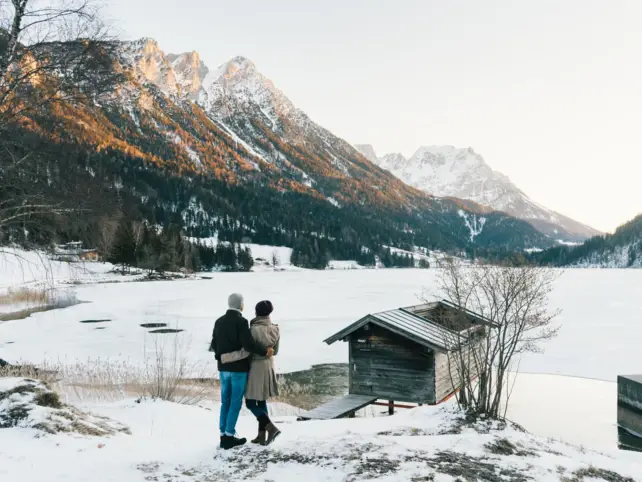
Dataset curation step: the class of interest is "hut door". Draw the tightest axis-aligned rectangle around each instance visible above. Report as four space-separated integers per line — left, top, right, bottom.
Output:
350 336 375 395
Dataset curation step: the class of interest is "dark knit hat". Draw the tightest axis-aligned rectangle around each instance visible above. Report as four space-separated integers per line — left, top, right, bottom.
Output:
255 300 274 317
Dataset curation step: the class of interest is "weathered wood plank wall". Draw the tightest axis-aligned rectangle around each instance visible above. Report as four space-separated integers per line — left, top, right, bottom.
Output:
348 324 435 403
434 341 484 403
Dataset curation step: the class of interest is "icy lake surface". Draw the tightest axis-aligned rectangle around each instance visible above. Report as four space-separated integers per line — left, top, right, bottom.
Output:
1 268 642 382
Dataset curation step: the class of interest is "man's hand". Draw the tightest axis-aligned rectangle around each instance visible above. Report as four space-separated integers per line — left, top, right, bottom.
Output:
266 347 275 357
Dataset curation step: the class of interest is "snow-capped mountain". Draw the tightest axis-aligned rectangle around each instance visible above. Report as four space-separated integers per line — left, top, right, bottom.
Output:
119 42 389 187
112 39 560 249
12 36 558 257
356 144 600 241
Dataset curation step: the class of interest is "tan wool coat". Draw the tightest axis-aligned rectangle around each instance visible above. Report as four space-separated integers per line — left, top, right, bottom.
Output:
245 316 280 401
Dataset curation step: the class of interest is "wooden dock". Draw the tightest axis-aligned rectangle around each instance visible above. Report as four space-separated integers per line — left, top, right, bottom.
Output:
299 394 377 420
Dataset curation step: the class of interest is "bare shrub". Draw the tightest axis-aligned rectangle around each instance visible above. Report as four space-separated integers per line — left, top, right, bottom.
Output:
427 259 560 419
141 335 213 405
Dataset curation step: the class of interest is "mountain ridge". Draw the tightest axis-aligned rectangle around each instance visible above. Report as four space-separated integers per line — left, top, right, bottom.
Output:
355 144 600 242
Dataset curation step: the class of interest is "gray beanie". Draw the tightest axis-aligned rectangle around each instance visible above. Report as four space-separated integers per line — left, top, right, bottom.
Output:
228 293 244 310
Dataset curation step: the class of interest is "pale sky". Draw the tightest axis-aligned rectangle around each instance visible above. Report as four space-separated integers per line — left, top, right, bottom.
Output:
106 0 642 233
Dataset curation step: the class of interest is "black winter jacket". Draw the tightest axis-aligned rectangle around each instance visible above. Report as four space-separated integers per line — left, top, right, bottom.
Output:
211 309 268 372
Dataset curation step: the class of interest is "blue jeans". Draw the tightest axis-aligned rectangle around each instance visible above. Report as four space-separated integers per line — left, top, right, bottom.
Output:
219 371 248 436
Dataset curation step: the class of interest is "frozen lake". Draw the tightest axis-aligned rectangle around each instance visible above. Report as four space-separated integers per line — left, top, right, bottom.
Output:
1 268 642 382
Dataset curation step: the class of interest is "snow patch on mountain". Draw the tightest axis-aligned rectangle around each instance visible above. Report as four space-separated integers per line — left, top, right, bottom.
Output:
458 209 486 242
326 197 341 208
167 133 202 167
213 119 267 168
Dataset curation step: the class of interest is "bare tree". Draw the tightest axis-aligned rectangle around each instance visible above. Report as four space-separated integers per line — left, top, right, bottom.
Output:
0 0 122 245
271 250 280 271
0 0 119 125
427 259 560 419
95 215 120 260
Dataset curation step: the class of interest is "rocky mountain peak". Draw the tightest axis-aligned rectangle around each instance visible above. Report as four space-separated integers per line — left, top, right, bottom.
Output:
223 56 257 75
133 37 161 52
200 55 296 127
380 152 408 171
119 38 179 96
166 51 209 99
410 146 486 170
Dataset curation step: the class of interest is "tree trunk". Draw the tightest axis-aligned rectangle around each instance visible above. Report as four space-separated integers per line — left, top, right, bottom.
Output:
0 1 27 81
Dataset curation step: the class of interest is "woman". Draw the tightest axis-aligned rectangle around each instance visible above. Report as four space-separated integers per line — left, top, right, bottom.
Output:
220 300 281 446
245 300 281 445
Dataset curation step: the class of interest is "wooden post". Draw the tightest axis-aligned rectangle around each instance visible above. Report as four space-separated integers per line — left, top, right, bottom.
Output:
388 400 394 415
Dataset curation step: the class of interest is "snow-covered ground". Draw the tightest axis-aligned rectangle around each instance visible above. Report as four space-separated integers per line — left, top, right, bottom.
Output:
0 248 119 291
1 374 641 482
2 257 642 478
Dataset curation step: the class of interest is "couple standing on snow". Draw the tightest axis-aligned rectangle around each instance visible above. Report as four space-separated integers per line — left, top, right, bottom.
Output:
210 293 281 450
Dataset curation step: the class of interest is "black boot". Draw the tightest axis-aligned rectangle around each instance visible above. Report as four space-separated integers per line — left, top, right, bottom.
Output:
221 435 247 450
253 416 270 445
251 430 267 445
265 422 281 446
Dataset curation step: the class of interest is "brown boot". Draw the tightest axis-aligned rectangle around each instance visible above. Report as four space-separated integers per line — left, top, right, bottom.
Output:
265 422 281 446
251 430 266 445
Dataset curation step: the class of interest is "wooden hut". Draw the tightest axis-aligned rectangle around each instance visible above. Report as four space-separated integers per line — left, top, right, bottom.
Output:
300 300 492 420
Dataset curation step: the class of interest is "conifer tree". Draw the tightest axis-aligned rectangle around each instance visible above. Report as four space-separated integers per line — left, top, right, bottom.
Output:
109 219 136 273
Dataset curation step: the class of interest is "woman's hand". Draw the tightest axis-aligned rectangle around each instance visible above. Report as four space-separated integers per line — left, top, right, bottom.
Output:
266 347 275 357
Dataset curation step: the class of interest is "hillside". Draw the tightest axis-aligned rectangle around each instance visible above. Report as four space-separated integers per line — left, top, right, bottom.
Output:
533 214 642 267
356 144 600 242
1 37 553 268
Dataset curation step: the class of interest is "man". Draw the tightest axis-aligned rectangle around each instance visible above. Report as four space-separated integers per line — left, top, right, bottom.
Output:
211 293 274 450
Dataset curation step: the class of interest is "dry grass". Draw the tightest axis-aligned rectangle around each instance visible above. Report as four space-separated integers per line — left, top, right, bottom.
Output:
1 333 216 406
0 287 49 306
61 355 215 405
0 286 79 322
274 375 314 409
1 340 216 406
0 362 61 386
